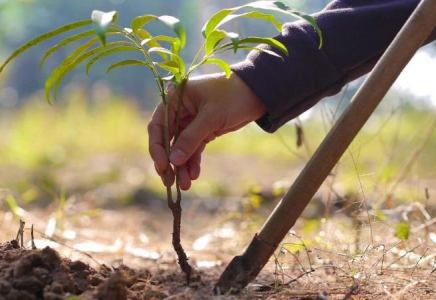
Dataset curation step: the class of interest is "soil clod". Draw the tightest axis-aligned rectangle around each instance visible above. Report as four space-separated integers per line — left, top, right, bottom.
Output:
0 241 158 300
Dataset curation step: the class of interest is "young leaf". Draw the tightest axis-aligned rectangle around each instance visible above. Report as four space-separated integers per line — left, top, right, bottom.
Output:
135 28 152 40
106 59 150 73
395 222 410 240
132 15 186 48
45 36 100 80
91 10 118 45
66 37 101 65
219 11 283 32
131 15 158 32
148 47 185 75
239 46 283 59
86 45 139 74
155 60 180 75
205 30 227 56
39 29 119 70
39 30 96 70
53 42 134 97
239 37 288 55
135 29 167 60
205 30 239 55
44 41 131 103
201 1 322 48
142 35 181 55
157 15 186 48
218 44 283 59
0 20 92 72
142 35 179 46
201 58 231 78
202 8 234 38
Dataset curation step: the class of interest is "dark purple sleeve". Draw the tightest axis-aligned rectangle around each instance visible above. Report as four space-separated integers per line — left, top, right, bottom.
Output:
231 0 435 133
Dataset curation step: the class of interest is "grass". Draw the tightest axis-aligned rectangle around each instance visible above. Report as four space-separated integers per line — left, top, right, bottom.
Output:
0 87 435 207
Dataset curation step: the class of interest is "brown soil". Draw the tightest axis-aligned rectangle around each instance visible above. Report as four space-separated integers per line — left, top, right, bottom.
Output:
0 240 175 300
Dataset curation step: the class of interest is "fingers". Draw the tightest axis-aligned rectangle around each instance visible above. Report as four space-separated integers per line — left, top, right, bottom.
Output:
187 142 205 180
148 102 178 172
177 165 191 190
155 164 175 187
148 103 169 172
170 112 214 166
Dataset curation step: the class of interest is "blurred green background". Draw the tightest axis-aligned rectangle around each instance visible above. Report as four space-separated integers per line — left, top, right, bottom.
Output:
0 0 435 225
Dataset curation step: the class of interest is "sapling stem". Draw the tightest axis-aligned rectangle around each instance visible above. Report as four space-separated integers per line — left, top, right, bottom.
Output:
163 78 197 282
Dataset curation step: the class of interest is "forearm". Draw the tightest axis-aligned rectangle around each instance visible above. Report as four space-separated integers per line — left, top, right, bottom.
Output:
232 0 435 133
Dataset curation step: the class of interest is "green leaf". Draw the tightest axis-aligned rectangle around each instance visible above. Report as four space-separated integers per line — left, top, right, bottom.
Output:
202 8 234 38
39 30 95 71
0 20 92 72
131 15 186 48
39 29 119 71
157 15 186 48
220 11 283 32
135 29 167 60
86 45 139 74
395 222 410 240
45 36 100 83
205 30 226 56
142 35 181 55
44 41 131 103
240 37 288 55
106 59 150 74
65 37 101 66
205 30 239 55
91 10 118 45
202 58 231 78
217 43 283 59
201 1 322 48
148 47 185 75
131 15 157 32
142 35 179 46
155 60 180 75
135 28 152 40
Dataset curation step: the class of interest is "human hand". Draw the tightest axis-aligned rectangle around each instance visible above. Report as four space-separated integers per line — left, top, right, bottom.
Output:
148 72 267 190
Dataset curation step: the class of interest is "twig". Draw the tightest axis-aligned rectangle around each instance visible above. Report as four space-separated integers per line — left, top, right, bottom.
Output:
33 228 102 267
15 219 25 248
296 117 312 157
388 115 436 195
290 232 314 271
386 244 421 269
31 224 36 250
283 268 316 285
348 148 374 244
276 131 307 162
411 247 429 276
342 282 359 300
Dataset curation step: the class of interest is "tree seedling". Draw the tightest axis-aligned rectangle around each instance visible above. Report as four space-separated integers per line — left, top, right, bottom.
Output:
0 0 321 284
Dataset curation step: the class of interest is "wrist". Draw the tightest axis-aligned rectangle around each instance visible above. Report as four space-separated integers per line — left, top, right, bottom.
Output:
229 71 267 120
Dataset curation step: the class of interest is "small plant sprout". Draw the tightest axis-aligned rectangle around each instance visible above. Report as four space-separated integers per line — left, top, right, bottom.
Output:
0 1 321 283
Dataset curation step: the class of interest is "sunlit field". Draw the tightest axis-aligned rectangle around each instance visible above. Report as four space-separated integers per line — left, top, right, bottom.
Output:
1 84 436 298
1 0 436 298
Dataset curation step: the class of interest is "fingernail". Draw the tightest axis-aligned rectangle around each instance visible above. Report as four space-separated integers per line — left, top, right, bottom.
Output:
170 149 186 165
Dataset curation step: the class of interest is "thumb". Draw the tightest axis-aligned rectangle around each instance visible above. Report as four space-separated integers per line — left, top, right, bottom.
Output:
170 112 213 166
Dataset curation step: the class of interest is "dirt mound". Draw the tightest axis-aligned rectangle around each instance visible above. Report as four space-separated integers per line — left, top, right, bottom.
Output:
0 240 167 300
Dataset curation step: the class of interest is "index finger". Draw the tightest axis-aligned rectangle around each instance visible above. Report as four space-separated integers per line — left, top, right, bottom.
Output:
148 102 170 172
